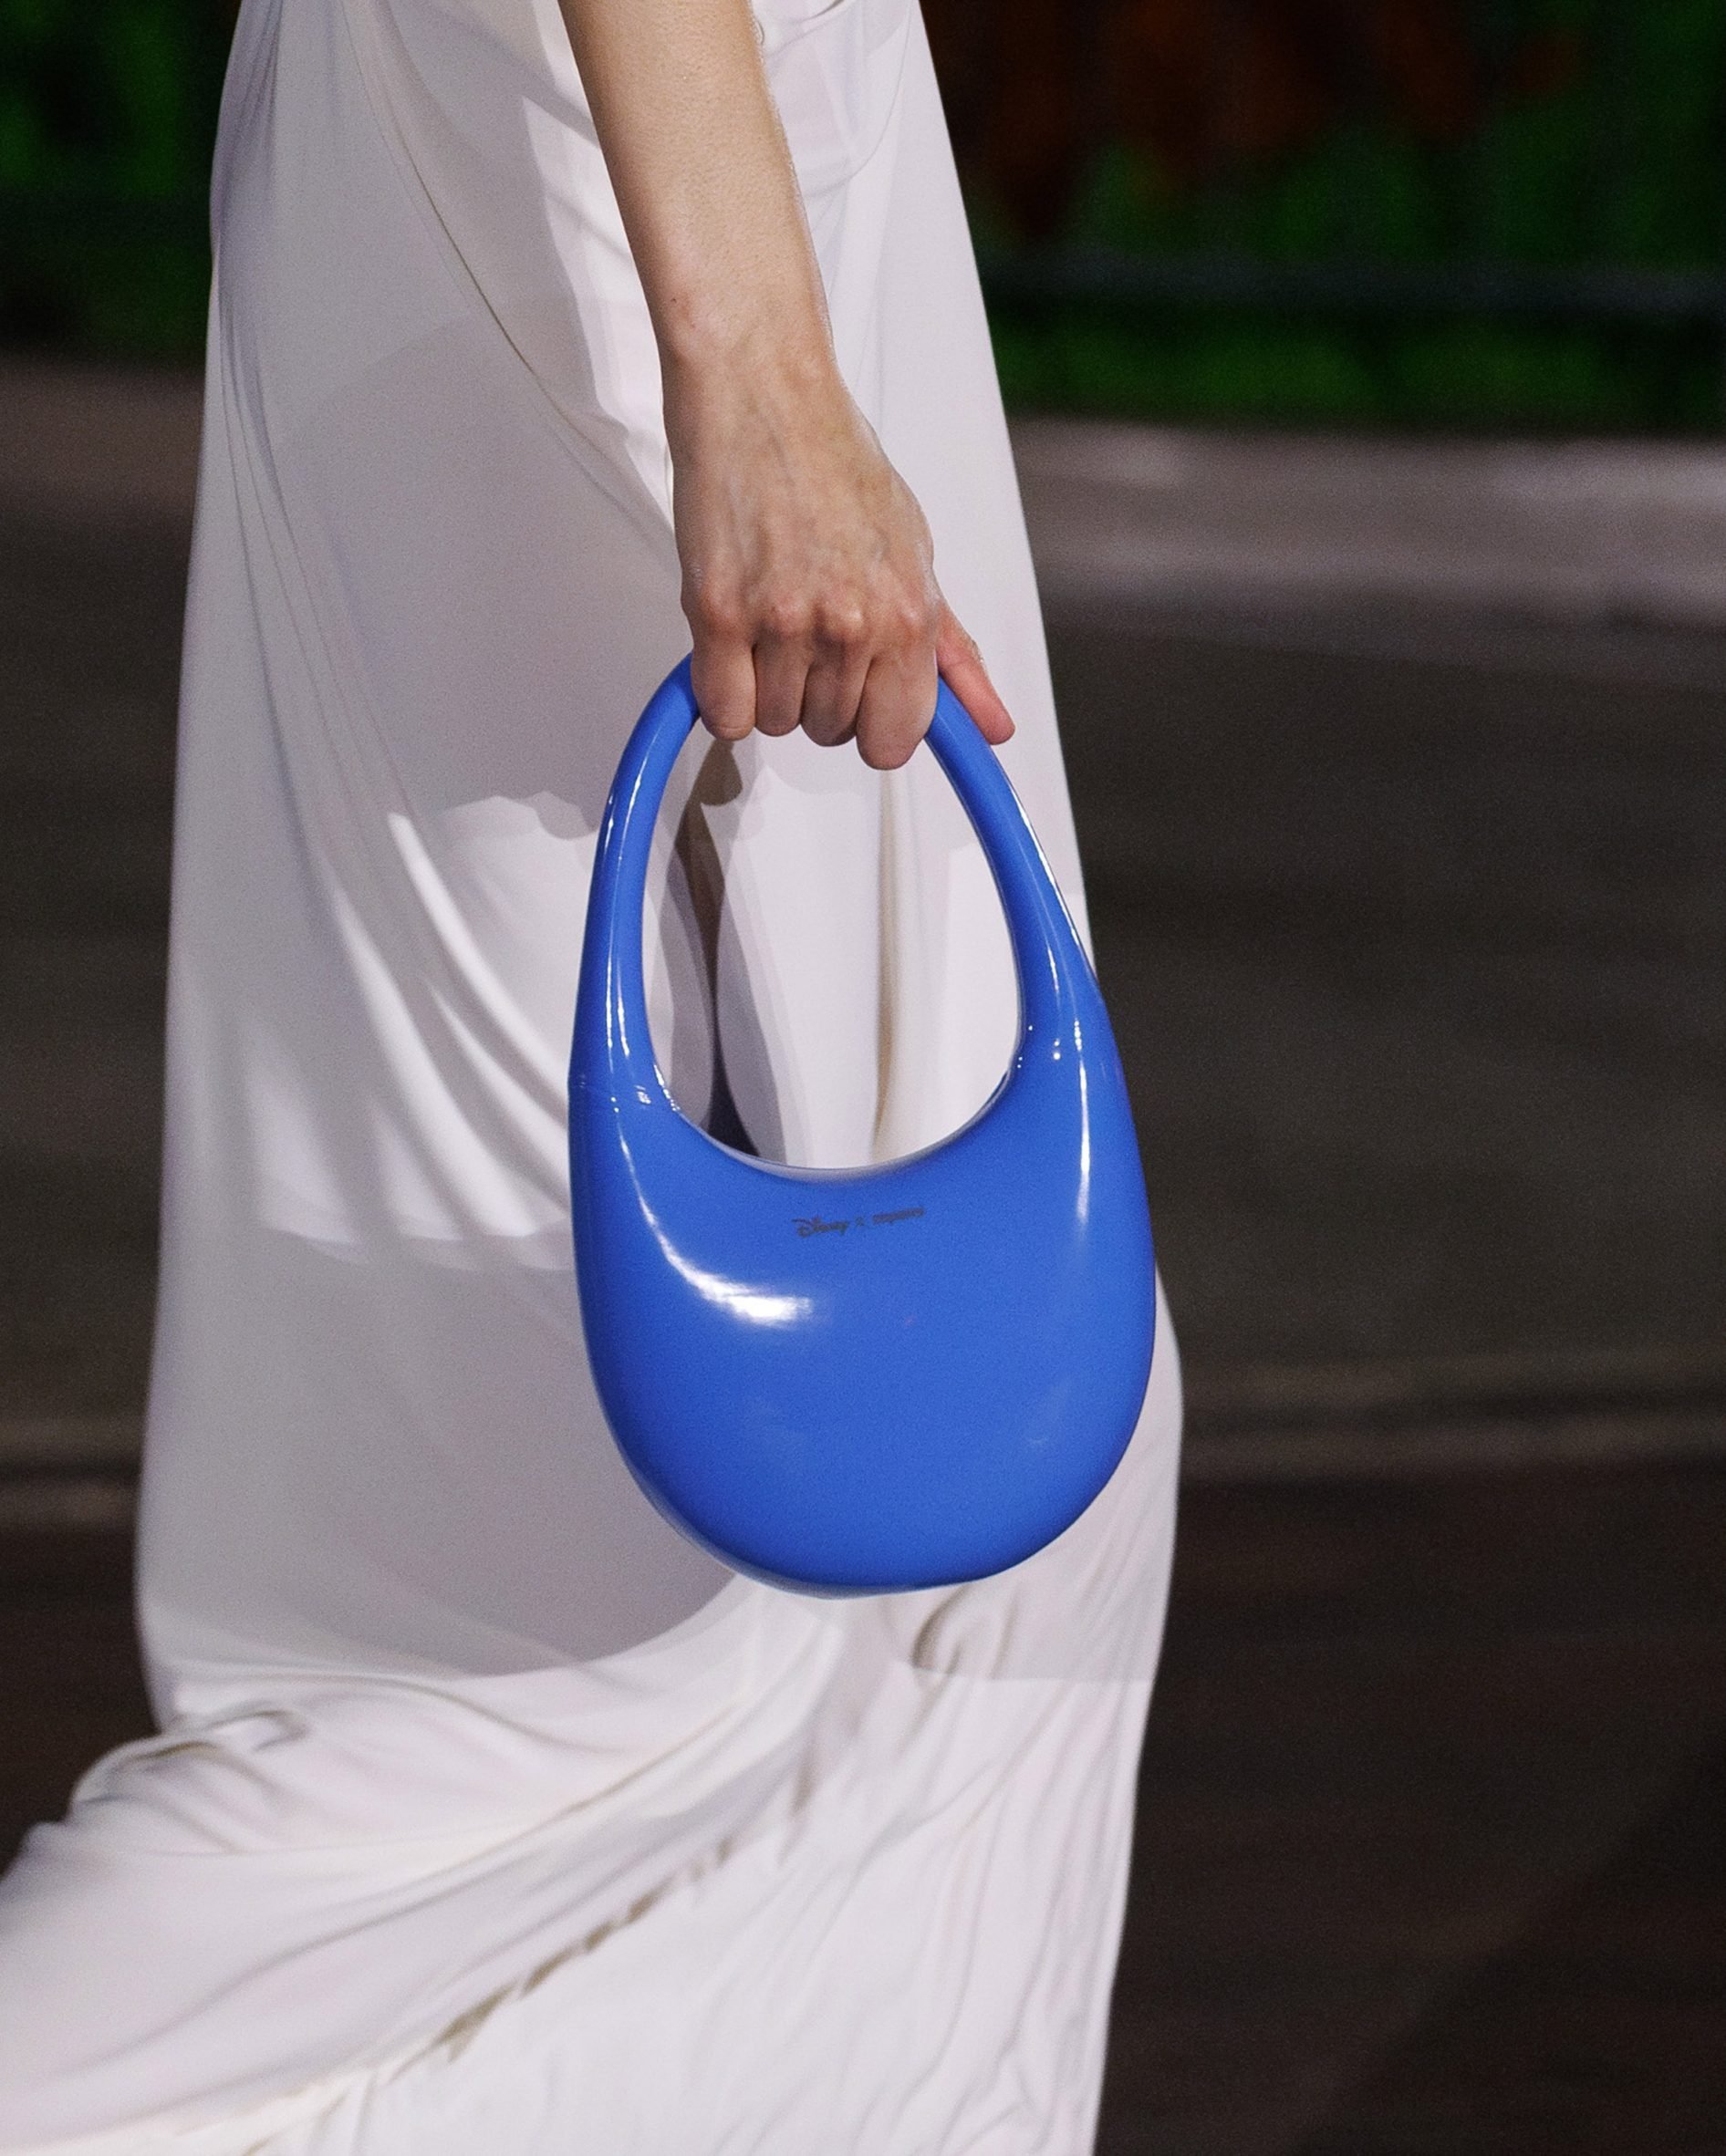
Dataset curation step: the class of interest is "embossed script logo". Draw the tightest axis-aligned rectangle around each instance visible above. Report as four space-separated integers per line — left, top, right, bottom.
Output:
795 1205 926 1239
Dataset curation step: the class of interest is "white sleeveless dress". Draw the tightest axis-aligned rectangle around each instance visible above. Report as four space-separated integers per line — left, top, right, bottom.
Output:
0 0 1181 2148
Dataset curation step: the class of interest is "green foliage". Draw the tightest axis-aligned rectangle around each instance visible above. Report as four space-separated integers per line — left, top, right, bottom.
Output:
1062 0 1726 272
1 0 1722 420
0 0 220 352
1006 0 1726 430
993 306 1720 433
0 0 220 193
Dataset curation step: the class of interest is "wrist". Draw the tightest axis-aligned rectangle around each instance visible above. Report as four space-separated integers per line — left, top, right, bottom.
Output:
662 323 848 448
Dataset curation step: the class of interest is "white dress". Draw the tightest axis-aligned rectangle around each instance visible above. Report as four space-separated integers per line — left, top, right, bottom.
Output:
0 0 1181 2148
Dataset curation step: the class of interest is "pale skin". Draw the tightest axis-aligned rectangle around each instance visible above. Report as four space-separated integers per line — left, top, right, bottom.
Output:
556 0 1014 769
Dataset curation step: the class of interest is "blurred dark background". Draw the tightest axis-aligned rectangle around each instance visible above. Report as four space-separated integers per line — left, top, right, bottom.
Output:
5 0 1726 427
1 4 1723 2151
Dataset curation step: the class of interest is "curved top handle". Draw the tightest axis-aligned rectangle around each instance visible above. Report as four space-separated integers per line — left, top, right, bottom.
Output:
577 655 1093 1116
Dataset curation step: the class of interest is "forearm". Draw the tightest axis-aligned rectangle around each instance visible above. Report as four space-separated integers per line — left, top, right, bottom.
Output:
554 0 1013 763
556 0 833 393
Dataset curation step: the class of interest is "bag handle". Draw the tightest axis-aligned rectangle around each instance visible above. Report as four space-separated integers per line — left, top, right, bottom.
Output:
576 656 1094 1116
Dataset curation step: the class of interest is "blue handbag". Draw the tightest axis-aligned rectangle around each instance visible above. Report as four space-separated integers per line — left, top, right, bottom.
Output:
568 658 1154 1593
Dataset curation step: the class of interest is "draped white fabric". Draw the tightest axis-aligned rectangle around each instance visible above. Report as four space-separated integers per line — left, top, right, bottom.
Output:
0 0 1182 2146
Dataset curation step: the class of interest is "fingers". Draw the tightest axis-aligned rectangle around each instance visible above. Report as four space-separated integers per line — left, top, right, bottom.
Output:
694 607 885 752
695 603 1012 765
690 598 757 743
752 636 807 739
799 630 869 748
836 599 1013 766
853 645 939 772
935 602 1015 744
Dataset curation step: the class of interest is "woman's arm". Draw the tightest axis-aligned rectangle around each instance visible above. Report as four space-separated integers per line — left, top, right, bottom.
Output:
557 0 1013 768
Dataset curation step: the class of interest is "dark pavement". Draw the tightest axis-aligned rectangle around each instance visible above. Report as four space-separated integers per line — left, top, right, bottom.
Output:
1 396 1722 2146
0 510 177 1438
1059 598 1725 1382
5 1464 1723 2154
1101 1462 1726 2155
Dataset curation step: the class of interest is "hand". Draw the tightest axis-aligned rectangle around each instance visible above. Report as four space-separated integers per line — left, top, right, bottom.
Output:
666 340 1014 771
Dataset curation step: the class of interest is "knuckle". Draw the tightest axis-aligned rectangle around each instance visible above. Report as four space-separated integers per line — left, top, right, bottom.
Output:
691 586 746 640
816 596 868 648
762 591 812 644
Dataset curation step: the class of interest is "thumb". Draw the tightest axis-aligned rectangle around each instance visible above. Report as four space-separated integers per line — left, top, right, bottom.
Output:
934 602 1014 745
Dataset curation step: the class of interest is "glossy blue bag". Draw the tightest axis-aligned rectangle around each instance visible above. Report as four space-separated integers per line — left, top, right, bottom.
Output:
569 658 1154 1593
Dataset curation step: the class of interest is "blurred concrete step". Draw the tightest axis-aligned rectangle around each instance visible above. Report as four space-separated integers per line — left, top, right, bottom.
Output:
7 358 1726 632
8 1333 1724 1498
0 360 202 523
1014 417 1726 633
